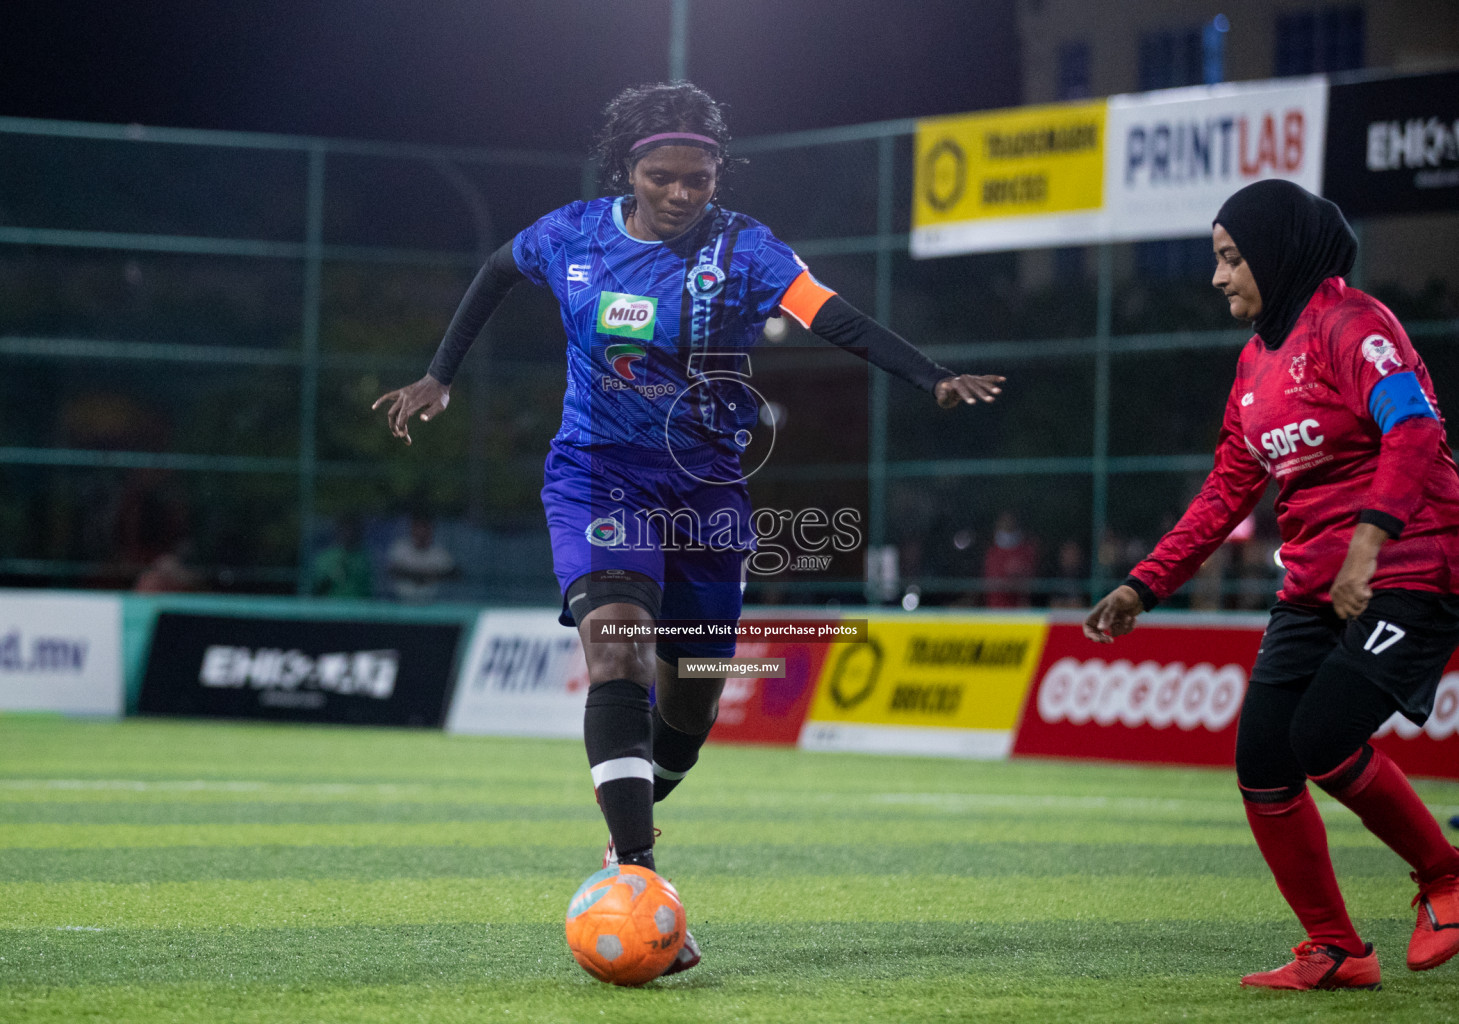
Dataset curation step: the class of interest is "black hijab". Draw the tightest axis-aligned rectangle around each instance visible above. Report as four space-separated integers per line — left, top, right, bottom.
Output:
1213 180 1357 349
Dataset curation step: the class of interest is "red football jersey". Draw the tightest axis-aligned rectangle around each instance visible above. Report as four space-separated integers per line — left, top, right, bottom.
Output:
1132 278 1459 606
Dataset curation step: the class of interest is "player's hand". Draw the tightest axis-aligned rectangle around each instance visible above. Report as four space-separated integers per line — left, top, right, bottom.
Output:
1083 585 1143 644
935 374 1005 409
371 375 450 446
1330 523 1387 619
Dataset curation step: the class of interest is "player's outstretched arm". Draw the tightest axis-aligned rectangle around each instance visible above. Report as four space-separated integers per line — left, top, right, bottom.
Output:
372 375 450 446
372 240 525 445
1083 584 1143 643
934 374 1005 408
799 291 1006 409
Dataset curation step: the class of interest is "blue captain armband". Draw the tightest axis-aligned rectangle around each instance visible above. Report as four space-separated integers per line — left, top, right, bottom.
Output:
1368 371 1437 434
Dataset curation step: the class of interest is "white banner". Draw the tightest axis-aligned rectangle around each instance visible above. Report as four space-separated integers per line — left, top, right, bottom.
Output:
445 610 587 737
1104 76 1328 241
0 591 123 714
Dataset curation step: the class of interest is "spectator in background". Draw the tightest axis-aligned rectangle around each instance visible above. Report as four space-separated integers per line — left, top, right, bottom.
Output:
1047 538 1086 609
133 539 203 594
310 516 374 599
983 511 1038 608
386 511 458 603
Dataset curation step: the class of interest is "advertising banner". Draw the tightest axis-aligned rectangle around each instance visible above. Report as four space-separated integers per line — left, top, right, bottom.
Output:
139 613 461 726
446 610 588 737
1373 665 1459 781
1011 619 1263 766
708 621 836 746
1324 70 1459 217
912 100 1107 256
0 591 123 715
801 616 1047 758
1103 77 1328 241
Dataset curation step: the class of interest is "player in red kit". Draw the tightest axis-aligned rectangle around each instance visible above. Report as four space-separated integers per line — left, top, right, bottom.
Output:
1085 180 1459 991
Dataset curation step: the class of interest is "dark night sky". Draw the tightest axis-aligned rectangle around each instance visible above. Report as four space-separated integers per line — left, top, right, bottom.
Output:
2 0 1021 150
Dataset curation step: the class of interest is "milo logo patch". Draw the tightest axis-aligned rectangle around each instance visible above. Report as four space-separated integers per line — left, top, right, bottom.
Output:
597 292 657 340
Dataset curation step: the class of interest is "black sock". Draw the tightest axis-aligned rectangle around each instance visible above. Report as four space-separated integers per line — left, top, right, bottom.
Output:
652 703 714 803
584 679 655 864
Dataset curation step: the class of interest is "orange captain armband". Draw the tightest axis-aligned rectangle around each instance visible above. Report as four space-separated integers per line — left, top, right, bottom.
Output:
777 270 837 329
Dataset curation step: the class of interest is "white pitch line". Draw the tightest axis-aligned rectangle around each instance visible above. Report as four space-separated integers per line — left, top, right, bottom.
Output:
0 779 434 795
872 792 1459 819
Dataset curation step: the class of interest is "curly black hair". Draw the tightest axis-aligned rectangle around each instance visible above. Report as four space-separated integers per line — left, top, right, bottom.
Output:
593 81 732 194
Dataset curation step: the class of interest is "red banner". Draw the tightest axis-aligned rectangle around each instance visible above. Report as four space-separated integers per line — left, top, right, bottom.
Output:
707 621 832 746
1373 668 1459 779
1012 620 1262 766
1012 616 1459 780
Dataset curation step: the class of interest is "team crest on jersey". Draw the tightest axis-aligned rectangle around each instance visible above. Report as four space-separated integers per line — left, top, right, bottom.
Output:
1361 334 1402 376
605 343 646 381
597 292 657 340
686 262 726 298
585 517 625 547
1288 354 1307 384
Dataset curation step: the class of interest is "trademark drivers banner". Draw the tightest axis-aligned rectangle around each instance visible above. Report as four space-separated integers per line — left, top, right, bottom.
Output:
800 616 1046 758
912 100 1107 256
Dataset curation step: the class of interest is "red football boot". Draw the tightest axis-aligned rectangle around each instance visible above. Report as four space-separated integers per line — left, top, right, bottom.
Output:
1240 941 1381 990
1408 871 1459 971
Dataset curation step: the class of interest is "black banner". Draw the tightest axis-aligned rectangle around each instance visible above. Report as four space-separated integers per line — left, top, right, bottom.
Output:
1325 70 1459 217
139 613 462 726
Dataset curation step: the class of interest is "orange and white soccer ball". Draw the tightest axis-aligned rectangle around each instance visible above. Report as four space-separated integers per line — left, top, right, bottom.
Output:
564 864 686 985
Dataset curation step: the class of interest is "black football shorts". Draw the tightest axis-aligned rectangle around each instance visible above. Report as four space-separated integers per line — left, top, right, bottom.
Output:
1251 590 1459 725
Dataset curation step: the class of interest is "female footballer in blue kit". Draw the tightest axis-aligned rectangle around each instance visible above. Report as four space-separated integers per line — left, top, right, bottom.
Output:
374 81 1004 977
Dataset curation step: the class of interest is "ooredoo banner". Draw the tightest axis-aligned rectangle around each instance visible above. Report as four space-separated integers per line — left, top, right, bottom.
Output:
446 610 589 737
1103 76 1328 242
801 616 1047 758
0 591 123 715
140 613 461 726
1012 618 1264 765
1374 668 1459 779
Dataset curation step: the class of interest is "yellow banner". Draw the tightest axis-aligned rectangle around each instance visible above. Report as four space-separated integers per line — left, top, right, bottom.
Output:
914 101 1106 228
806 617 1048 731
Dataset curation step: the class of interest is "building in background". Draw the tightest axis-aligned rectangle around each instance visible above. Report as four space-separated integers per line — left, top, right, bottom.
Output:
1015 0 1459 293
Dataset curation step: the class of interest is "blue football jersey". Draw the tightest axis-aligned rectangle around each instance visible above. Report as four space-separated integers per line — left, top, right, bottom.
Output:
512 196 810 451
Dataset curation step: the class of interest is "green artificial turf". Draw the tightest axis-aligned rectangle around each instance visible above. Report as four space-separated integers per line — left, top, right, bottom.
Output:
2 714 1457 1023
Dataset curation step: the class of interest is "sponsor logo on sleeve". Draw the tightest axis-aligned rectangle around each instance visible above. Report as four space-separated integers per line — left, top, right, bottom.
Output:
1361 334 1403 376
597 292 657 340
1241 392 1254 406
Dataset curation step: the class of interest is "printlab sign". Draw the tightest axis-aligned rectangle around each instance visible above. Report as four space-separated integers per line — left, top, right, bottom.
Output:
140 613 461 726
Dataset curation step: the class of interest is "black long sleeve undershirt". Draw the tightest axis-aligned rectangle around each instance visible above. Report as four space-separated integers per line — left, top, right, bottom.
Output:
807 294 955 394
427 241 525 386
426 244 954 395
